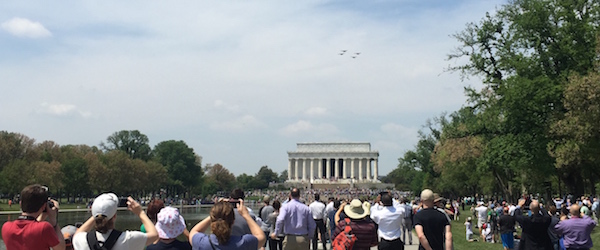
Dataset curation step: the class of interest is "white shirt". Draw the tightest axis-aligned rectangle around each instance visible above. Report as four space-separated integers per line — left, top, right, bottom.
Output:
508 205 517 216
324 201 334 215
475 206 488 220
370 202 405 241
309 201 326 220
73 230 147 250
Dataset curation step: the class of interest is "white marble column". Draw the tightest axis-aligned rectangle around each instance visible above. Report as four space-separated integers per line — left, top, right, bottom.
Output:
318 159 323 179
334 159 339 178
359 159 363 181
295 158 299 181
326 159 331 179
302 159 307 181
288 159 292 181
367 159 371 180
350 158 355 179
310 159 314 182
374 159 378 181
343 159 348 179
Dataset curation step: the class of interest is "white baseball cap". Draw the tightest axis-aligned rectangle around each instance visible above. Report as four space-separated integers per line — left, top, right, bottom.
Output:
92 193 119 218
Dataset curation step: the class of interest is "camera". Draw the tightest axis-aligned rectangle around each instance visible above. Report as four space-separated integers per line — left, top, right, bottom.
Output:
44 199 54 212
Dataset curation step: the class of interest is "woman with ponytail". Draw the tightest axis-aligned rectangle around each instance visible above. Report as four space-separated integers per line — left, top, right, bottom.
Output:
189 199 266 250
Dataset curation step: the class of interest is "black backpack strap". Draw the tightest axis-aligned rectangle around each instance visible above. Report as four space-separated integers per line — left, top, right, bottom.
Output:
103 229 122 250
87 230 101 250
86 229 122 250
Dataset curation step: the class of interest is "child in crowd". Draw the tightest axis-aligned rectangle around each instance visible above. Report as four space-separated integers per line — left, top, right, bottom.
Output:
465 217 476 242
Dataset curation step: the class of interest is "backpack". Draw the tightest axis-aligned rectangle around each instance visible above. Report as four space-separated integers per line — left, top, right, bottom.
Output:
86 229 122 250
332 218 357 250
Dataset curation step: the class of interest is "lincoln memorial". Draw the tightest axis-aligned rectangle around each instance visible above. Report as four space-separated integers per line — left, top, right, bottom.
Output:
286 142 380 186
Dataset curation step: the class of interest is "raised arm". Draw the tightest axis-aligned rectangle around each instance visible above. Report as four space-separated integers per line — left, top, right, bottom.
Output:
127 197 158 246
238 200 267 247
189 216 211 242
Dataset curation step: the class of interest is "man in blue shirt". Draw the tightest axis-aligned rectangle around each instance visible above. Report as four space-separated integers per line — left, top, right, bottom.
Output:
273 188 316 250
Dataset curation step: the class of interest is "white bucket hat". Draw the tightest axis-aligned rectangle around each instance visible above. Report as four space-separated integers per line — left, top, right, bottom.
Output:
156 206 186 239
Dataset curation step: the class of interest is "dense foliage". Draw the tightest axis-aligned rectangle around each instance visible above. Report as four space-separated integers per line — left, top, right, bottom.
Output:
0 130 282 200
387 0 600 201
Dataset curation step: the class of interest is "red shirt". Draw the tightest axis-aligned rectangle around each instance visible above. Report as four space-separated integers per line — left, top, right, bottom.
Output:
2 219 60 250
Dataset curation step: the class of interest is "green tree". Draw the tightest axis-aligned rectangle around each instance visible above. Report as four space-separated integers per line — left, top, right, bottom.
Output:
0 132 37 172
153 140 203 196
448 0 600 196
204 164 235 193
255 166 278 185
278 170 288 183
101 130 152 161
61 158 90 200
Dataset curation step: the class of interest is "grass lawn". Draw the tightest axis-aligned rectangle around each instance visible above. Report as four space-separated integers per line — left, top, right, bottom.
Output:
451 206 600 250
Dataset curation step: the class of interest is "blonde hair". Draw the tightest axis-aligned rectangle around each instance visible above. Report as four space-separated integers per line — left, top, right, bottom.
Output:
210 202 235 244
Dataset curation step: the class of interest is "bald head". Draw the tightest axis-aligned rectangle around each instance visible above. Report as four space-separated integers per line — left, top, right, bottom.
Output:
570 204 581 217
529 200 540 213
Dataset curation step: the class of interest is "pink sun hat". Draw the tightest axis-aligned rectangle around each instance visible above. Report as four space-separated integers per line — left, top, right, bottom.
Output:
155 206 186 239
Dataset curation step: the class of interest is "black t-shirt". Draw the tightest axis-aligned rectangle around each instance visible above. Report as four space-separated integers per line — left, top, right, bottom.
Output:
497 214 516 234
146 240 192 250
413 208 449 250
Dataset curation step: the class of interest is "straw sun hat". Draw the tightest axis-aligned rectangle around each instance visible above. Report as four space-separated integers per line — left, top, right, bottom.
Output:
344 199 371 219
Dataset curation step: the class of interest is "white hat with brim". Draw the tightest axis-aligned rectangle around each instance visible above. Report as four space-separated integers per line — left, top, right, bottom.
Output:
344 199 370 219
156 206 186 239
92 193 119 218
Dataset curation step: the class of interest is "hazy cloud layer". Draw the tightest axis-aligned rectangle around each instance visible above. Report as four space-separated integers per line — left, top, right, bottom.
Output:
0 0 505 176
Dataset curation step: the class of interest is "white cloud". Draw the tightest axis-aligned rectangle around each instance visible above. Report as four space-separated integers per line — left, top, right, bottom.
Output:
304 107 327 116
214 99 240 113
38 102 92 118
1 17 52 38
210 114 266 131
279 120 339 137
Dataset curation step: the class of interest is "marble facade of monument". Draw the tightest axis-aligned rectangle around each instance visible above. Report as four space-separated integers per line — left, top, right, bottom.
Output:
284 142 392 189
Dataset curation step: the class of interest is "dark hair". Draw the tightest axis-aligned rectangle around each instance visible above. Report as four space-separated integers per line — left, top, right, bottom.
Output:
146 198 165 223
210 202 235 244
20 184 48 213
314 193 320 201
382 194 393 206
273 200 281 211
230 188 245 200
333 199 341 210
291 188 300 199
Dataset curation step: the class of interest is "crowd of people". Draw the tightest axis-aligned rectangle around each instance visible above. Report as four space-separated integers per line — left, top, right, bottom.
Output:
1 183 598 250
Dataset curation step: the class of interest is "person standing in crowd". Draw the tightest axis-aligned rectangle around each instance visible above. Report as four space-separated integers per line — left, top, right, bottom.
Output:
334 199 378 249
309 193 327 250
498 206 516 250
2 184 65 250
268 200 284 250
260 195 275 250
414 189 452 250
147 206 191 250
402 198 414 245
141 198 165 233
73 193 158 249
474 202 488 233
327 199 341 245
229 188 256 236
189 200 265 249
273 188 316 250
370 193 406 249
554 203 597 250
324 196 335 242
513 198 552 250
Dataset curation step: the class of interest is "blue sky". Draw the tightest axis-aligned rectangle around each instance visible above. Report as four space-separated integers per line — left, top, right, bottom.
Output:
1 0 506 176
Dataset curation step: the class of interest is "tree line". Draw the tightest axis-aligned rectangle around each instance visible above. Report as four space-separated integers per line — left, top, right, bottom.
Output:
0 130 285 201
384 0 600 202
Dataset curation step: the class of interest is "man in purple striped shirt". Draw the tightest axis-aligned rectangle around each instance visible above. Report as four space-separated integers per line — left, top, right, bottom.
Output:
555 204 597 250
273 188 316 250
